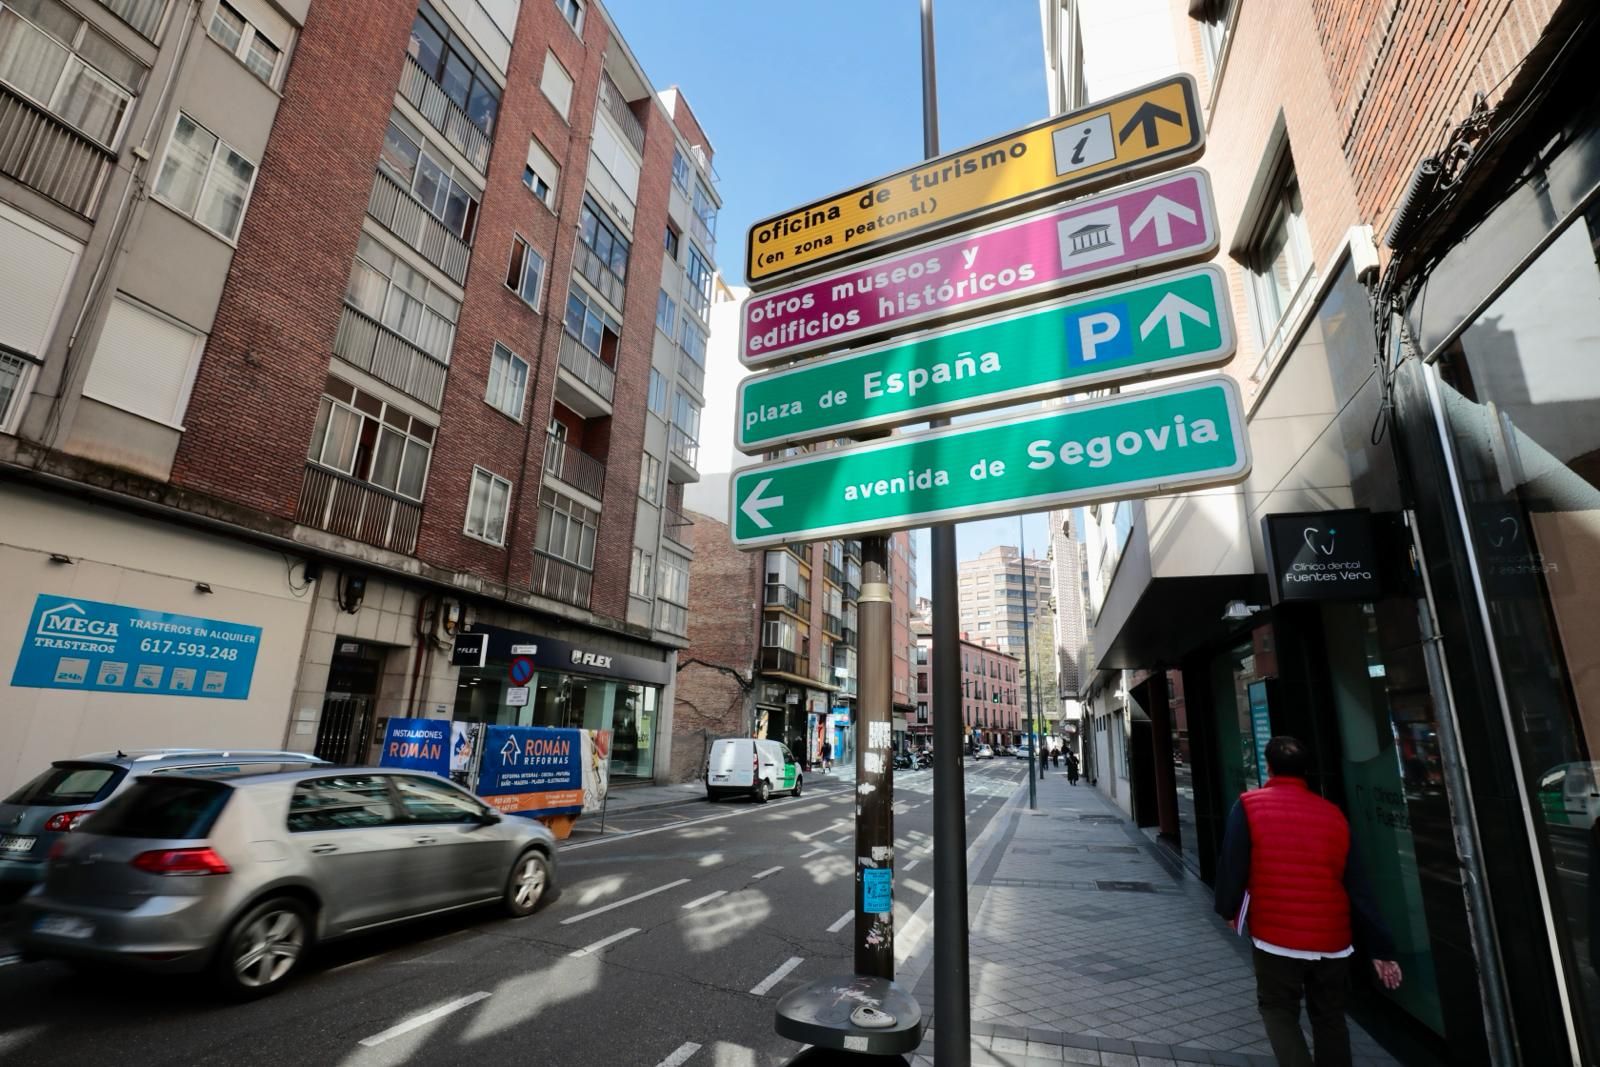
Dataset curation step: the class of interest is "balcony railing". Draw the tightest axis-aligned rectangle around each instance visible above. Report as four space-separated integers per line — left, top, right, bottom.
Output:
844 540 862 560
333 304 448 409
840 627 858 647
823 613 842 638
399 55 491 174
532 552 592 609
669 425 699 468
557 331 616 404
573 243 627 309
763 583 808 616
843 582 860 602
597 73 646 155
0 85 112 217
678 351 705 395
759 648 809 678
297 464 422 555
823 562 844 587
368 168 471 284
664 506 693 545
543 434 606 499
690 213 715 257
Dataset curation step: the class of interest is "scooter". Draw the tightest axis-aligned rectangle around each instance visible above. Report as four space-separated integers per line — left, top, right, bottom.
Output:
893 752 915 770
914 750 934 770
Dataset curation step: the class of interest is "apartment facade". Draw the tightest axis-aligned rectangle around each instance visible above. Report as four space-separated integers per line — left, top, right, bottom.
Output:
912 623 1022 749
955 545 1051 661
1069 0 1598 1061
0 0 721 791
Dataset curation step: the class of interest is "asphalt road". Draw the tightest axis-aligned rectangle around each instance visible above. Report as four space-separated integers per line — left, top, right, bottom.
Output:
0 759 1031 1067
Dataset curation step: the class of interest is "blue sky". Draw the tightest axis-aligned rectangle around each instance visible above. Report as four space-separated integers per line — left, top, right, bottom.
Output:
606 0 1054 588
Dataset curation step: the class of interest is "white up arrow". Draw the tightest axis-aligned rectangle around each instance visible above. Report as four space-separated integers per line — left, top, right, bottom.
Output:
740 478 785 530
1128 195 1197 246
500 739 519 764
1139 292 1211 348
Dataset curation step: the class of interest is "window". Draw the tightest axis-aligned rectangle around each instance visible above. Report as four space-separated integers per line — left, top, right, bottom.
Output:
81 295 204 428
690 181 717 244
630 547 653 598
152 112 256 241
0 0 145 148
657 549 690 635
345 233 458 362
639 452 662 505
465 466 512 544
307 378 435 500
678 317 707 369
208 1 284 87
100 0 167 40
685 244 713 320
554 0 583 34
523 136 559 209
484 342 528 419
670 391 700 464
664 222 680 261
670 147 690 193
1198 0 1235 84
287 775 395 832
408 1 500 136
575 197 630 307
536 486 598 569
505 235 546 309
1245 164 1312 354
647 368 668 417
655 289 677 337
378 111 480 242
916 646 929 664
539 49 572 120
0 204 81 429
394 775 487 823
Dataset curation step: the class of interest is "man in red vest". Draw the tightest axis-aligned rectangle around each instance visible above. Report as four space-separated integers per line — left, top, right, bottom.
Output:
1214 736 1402 1066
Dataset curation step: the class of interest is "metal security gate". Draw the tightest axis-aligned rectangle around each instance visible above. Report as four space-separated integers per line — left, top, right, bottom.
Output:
313 694 373 765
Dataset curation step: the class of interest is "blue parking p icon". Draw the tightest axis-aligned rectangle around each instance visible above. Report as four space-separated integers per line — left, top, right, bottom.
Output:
1064 303 1132 366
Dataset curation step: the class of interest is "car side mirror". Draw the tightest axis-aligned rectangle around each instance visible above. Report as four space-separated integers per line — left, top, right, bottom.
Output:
478 809 502 826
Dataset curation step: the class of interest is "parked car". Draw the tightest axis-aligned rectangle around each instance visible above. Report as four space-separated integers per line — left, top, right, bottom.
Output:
974 744 995 760
1 749 326 898
704 738 802 803
1015 744 1033 760
20 765 557 997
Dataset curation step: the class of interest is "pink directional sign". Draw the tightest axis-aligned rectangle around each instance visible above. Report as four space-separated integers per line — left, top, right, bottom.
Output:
740 168 1218 368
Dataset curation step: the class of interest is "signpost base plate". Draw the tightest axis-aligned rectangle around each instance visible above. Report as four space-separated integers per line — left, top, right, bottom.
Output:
774 974 923 1057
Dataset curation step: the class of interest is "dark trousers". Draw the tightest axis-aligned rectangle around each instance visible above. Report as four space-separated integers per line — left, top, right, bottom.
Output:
1252 947 1352 1067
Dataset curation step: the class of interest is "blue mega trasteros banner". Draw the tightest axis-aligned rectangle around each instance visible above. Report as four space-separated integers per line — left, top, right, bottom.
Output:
11 594 262 700
378 717 450 777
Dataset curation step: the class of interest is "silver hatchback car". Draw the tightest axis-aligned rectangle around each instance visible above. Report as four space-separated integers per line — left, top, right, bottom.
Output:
20 766 557 997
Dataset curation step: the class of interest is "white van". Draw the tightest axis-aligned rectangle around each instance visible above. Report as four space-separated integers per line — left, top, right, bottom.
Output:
705 738 801 803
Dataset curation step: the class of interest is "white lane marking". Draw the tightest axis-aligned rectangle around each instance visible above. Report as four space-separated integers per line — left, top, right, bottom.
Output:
682 890 727 910
358 991 491 1047
0 955 22 968
569 927 641 958
798 820 847 840
832 836 852 846
655 1042 703 1067
560 878 691 924
751 865 783 881
903 859 920 872
801 844 830 859
826 910 853 933
562 789 850 851
750 956 804 995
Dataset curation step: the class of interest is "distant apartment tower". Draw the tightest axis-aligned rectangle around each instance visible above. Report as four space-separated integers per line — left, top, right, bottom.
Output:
0 0 722 790
957 545 1050 659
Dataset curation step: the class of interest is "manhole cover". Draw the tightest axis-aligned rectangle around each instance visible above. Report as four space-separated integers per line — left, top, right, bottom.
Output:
1095 880 1155 893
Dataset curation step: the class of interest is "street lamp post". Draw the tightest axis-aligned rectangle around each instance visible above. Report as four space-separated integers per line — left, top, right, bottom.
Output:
1020 516 1036 810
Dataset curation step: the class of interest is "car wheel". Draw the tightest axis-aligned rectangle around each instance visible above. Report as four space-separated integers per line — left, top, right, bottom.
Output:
504 850 551 917
216 897 309 999
792 775 803 798
754 779 770 804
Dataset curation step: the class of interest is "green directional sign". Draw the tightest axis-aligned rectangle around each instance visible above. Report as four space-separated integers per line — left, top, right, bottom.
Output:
730 376 1250 548
737 266 1234 450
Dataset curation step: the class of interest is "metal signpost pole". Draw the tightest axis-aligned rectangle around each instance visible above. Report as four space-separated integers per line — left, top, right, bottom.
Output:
1020 517 1037 810
856 537 894 979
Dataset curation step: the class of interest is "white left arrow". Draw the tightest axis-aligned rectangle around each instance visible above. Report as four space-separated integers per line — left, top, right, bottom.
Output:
1128 195 1197 246
740 478 785 530
1139 292 1211 348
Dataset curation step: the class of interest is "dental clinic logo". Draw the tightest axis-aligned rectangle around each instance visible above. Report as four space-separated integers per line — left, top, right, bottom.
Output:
36 602 119 644
1487 515 1519 548
1303 526 1336 557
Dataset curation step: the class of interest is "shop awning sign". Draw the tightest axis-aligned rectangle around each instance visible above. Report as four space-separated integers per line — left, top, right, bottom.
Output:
1263 509 1382 603
745 74 1203 285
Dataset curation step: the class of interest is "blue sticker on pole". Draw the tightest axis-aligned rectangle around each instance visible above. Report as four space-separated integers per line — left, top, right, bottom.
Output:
378 717 450 777
11 594 261 699
862 867 893 914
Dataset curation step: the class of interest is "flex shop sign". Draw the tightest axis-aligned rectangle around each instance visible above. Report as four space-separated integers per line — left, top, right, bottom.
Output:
1263 510 1382 603
11 594 262 699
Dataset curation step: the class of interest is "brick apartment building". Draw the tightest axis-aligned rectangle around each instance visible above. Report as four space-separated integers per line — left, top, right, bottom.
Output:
911 622 1022 751
1067 0 1599 1060
0 0 722 790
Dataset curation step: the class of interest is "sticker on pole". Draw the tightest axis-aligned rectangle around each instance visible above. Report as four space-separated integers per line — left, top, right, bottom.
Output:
862 867 893 914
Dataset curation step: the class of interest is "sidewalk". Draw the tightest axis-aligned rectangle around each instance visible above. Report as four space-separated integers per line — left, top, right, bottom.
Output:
911 769 1400 1067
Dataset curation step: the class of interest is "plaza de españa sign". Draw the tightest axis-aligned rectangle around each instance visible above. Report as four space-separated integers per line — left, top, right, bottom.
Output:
745 75 1203 285
729 377 1250 548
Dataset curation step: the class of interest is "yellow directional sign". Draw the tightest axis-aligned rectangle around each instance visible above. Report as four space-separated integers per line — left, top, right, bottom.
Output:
746 74 1203 287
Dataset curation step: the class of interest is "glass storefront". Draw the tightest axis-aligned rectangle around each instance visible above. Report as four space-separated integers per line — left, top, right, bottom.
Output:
1428 201 1600 1053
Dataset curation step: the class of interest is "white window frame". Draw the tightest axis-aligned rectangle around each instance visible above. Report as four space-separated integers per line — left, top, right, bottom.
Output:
1243 162 1314 375
639 451 662 505
539 49 573 121
345 232 458 363
80 294 206 429
464 466 513 546
554 0 583 35
152 112 259 244
523 136 560 211
646 367 668 418
207 0 286 88
0 1 143 150
630 546 654 598
655 289 676 337
306 385 435 501
506 235 546 311
485 342 528 420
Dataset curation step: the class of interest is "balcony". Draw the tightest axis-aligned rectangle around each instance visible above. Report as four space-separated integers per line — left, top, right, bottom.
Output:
573 242 627 310
368 168 471 284
663 505 694 549
0 85 113 217
843 581 861 602
844 540 862 560
823 561 844 588
759 647 809 679
597 73 646 156
556 332 616 415
332 304 448 409
532 552 592 609
543 434 606 500
822 613 842 639
763 583 808 617
399 55 491 175
840 627 858 648
677 351 705 396
668 426 699 482
297 464 422 555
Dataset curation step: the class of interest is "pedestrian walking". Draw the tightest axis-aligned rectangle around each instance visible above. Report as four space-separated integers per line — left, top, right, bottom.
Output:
1052 746 1061 769
1066 750 1079 785
821 740 832 773
1214 736 1402 1067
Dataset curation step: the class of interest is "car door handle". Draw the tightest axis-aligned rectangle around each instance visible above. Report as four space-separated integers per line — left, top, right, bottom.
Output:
310 844 339 854
414 836 437 845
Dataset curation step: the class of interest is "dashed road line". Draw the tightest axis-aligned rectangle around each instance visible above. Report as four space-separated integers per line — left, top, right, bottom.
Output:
570 927 641 957
358 991 491 1047
681 890 727 910
801 844 830 859
903 859 920 872
751 865 783 881
560 878 691 924
750 956 804 995
654 1042 702 1067
798 820 847 840
826 910 853 933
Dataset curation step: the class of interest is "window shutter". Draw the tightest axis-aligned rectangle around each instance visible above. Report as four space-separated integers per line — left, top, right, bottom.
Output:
0 207 82 358
82 296 204 426
539 51 573 120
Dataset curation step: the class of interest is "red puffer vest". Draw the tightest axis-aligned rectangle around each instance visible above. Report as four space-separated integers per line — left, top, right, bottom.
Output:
1240 777 1352 953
